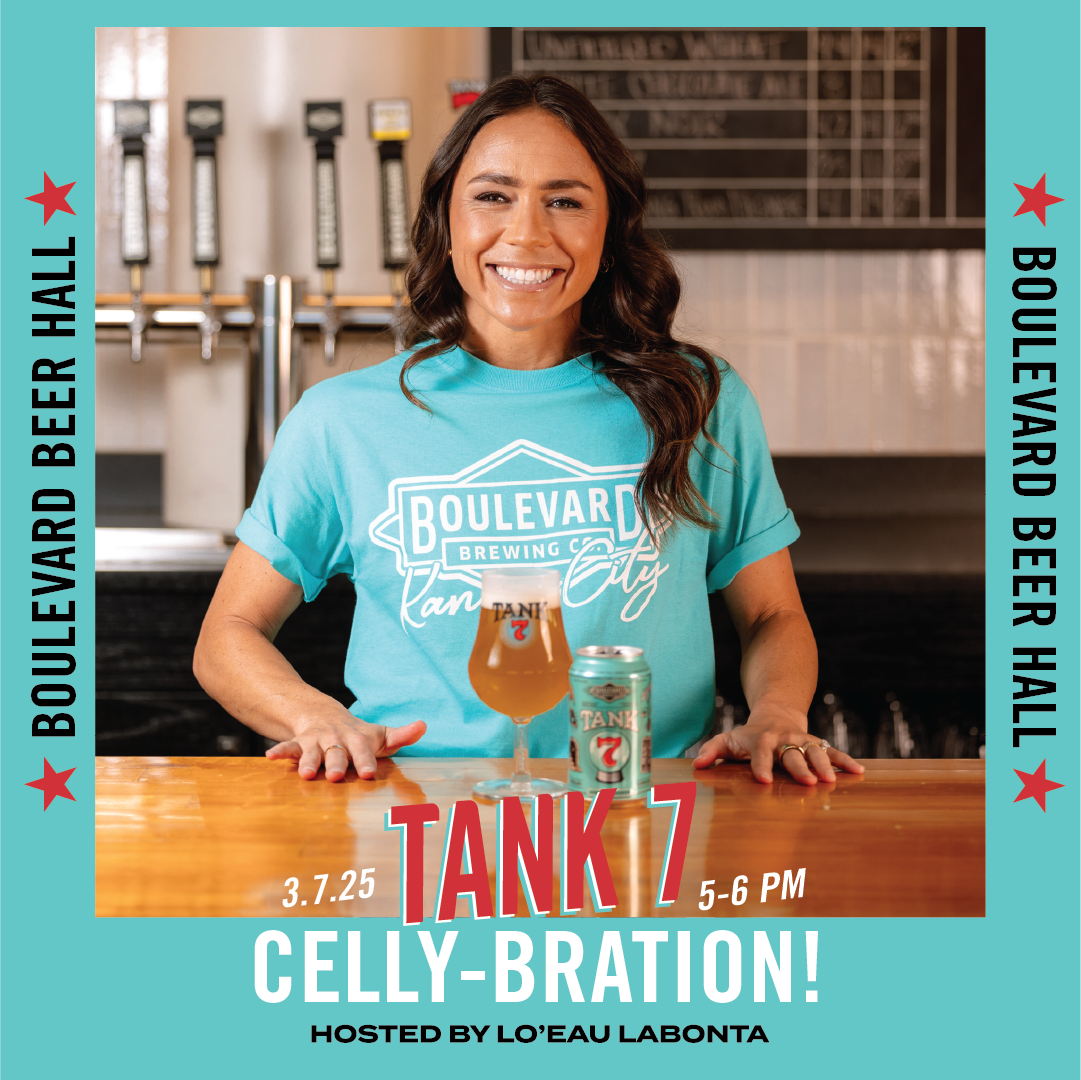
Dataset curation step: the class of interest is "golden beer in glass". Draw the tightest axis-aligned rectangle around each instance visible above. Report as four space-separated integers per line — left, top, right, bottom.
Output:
468 568 572 799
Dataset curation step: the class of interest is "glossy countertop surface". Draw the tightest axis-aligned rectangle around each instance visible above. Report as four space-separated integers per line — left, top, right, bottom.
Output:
96 756 984 919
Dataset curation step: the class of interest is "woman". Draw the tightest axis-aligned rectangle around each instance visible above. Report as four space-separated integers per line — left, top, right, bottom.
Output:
193 73 862 787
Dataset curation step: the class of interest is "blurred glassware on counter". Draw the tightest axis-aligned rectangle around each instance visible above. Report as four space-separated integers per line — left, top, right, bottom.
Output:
933 708 985 758
811 691 868 758
875 691 926 759
714 694 748 735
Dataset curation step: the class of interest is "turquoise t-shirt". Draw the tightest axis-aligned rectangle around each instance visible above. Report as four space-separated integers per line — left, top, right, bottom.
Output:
236 347 799 759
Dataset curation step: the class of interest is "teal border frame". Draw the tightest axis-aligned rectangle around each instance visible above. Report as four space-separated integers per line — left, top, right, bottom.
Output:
2 7 1077 1076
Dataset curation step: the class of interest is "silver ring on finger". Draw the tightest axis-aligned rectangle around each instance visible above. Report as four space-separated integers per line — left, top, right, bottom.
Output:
801 740 827 755
816 739 832 753
778 743 806 759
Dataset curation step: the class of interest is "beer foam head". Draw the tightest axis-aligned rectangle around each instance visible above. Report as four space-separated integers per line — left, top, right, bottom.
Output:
480 568 562 608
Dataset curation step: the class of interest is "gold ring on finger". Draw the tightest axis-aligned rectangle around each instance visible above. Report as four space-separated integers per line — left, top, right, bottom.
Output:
325 744 346 752
778 743 806 759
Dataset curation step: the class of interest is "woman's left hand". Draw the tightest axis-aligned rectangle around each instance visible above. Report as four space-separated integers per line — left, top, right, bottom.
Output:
693 701 864 785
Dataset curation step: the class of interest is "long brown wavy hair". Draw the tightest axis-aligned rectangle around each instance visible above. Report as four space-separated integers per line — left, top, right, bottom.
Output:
399 72 724 536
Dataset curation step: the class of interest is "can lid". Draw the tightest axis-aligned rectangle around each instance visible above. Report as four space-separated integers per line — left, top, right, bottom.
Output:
575 646 644 658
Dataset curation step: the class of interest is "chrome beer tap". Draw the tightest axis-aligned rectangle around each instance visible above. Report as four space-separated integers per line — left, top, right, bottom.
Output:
306 101 344 365
369 99 412 351
197 267 221 363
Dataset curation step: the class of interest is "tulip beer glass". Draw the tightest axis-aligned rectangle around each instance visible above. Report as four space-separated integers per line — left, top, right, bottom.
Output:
468 568 572 799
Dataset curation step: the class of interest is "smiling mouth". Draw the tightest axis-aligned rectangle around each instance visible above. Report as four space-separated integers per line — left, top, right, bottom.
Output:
492 264 558 284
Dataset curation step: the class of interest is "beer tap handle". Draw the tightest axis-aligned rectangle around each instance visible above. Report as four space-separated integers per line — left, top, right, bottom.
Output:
306 103 344 366
378 142 410 275
187 101 224 363
314 148 341 269
369 100 412 354
116 100 152 363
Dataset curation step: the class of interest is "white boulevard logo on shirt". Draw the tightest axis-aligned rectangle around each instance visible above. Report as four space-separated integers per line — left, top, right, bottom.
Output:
368 440 670 629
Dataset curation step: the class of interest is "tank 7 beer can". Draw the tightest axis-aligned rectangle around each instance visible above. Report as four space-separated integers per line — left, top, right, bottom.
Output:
568 646 651 800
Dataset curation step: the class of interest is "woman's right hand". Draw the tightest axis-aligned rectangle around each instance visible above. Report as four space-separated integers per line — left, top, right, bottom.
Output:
264 710 427 782
195 543 428 783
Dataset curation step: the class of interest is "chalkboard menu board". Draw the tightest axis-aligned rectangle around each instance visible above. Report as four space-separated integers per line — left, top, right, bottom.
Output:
491 28 984 249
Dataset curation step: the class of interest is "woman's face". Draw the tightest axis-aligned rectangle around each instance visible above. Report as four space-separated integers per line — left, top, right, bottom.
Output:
448 108 609 343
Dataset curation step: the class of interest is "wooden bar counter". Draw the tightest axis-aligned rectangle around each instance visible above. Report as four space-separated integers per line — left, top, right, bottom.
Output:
96 757 984 919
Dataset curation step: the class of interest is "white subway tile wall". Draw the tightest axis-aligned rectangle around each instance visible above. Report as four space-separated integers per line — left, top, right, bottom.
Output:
94 28 982 464
672 250 986 454
95 340 166 453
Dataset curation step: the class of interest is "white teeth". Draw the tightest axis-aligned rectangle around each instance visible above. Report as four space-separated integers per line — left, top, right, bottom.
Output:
495 265 555 284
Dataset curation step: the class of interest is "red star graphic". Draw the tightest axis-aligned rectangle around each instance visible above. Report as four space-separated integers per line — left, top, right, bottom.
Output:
1013 173 1064 226
1013 759 1064 812
25 172 76 225
25 758 77 810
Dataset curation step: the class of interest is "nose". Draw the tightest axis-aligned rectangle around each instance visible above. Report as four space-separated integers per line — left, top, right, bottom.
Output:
502 193 551 250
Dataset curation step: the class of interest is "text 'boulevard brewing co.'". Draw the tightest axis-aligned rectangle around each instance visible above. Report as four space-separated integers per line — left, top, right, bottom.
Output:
568 646 651 800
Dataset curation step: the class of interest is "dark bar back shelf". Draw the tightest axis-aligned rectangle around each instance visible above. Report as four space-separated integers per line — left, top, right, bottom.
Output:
491 26 985 249
711 575 984 758
96 572 355 757
97 569 983 758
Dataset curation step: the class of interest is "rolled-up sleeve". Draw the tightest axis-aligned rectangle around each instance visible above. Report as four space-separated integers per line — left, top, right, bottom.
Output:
702 371 800 592
235 393 353 601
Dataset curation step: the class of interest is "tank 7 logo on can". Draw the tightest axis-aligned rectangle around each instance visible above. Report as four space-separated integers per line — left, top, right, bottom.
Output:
589 732 631 782
568 645 651 800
